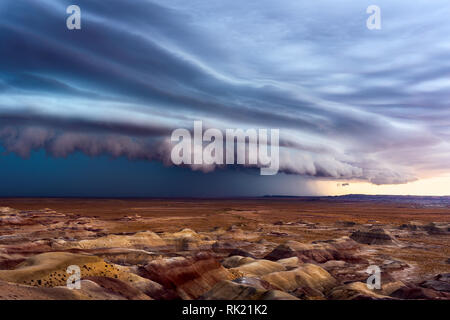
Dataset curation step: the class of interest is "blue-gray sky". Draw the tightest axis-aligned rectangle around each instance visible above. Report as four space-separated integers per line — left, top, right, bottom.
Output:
1 0 449 196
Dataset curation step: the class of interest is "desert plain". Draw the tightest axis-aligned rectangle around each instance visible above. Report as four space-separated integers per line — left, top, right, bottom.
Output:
0 196 448 300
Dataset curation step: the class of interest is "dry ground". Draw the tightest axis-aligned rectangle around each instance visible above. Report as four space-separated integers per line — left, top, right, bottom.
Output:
1 197 449 281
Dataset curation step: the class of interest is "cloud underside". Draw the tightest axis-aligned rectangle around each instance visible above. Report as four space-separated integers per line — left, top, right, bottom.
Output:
1 0 450 185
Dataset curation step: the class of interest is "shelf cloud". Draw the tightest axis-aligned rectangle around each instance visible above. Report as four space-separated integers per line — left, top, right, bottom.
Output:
1 0 449 191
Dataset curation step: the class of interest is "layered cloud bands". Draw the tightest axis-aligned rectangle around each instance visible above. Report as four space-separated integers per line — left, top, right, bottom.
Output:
1 0 450 185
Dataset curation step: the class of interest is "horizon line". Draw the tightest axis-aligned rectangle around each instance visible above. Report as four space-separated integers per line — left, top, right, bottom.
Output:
1 194 450 200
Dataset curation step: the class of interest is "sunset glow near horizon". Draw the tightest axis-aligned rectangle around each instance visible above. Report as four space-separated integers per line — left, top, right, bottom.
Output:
1 0 450 197
316 175 450 197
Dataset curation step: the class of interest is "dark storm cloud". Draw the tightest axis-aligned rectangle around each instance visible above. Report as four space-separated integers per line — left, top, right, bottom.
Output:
1 0 449 185
0 111 172 137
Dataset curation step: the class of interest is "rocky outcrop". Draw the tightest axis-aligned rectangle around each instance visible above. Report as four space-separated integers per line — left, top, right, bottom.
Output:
316 236 360 251
51 231 167 250
212 241 252 254
0 241 53 255
400 221 449 235
335 221 357 227
390 283 450 300
0 252 150 288
229 260 286 277
81 248 161 266
319 260 369 283
264 237 361 263
212 240 270 257
137 252 234 299
381 259 409 272
227 249 256 258
83 276 151 300
221 256 255 268
162 229 216 251
399 221 425 231
261 290 300 300
201 280 299 300
201 280 266 300
420 274 450 293
350 228 397 245
276 257 302 269
423 222 449 235
218 226 260 241
261 264 337 296
328 282 392 300
0 279 130 300
232 277 278 290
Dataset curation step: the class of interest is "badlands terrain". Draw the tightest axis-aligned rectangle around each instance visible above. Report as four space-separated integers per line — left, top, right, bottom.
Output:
0 196 448 300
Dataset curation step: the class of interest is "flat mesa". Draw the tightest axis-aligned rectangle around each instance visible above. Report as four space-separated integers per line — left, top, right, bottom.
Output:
182 304 216 318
